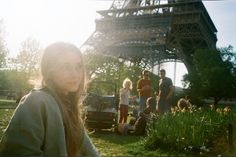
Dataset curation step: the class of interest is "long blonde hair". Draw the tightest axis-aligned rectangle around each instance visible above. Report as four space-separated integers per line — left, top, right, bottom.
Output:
40 42 86 156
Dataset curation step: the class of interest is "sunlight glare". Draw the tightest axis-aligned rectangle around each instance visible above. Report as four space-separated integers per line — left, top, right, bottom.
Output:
3 0 110 56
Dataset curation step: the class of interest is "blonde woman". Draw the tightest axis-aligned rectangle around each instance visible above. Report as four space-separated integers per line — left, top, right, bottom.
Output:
0 42 99 157
119 78 133 124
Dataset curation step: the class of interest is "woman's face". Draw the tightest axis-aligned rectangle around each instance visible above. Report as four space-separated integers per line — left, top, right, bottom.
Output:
51 51 83 95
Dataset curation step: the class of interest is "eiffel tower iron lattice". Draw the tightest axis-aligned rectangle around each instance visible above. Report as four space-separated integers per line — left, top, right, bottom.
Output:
81 0 217 73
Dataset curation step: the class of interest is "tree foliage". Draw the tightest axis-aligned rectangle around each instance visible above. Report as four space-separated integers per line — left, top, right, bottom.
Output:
83 52 159 96
0 19 8 68
0 37 41 95
0 70 33 91
218 45 236 66
13 37 42 75
0 19 10 94
183 48 236 105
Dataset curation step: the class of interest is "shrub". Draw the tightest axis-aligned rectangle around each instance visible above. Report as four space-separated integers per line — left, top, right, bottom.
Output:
143 105 236 156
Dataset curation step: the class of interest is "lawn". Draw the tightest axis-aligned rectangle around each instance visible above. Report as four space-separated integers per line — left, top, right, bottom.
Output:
89 131 172 157
0 99 17 109
1 100 236 157
0 106 167 157
0 108 15 138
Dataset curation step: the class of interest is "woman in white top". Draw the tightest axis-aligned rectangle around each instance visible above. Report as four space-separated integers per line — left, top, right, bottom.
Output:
119 78 132 123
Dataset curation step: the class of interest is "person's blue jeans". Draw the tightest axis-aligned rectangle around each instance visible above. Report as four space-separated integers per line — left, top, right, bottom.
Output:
139 97 147 112
157 99 171 115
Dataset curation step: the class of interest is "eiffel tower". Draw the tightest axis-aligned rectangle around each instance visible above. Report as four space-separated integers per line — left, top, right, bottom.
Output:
81 0 217 73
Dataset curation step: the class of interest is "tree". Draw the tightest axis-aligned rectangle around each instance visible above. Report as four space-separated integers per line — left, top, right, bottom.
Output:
0 19 10 95
15 38 42 74
219 45 236 66
1 70 33 92
183 48 236 106
0 19 8 68
83 52 159 96
218 45 236 78
2 38 42 93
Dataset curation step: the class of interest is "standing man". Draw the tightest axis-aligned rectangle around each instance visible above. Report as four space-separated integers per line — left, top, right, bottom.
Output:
156 69 174 115
137 70 152 112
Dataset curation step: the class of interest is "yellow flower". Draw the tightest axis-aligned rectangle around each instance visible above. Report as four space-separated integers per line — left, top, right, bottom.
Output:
223 106 231 113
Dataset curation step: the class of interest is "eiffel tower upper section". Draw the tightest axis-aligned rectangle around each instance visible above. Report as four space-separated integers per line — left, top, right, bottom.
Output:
81 0 217 71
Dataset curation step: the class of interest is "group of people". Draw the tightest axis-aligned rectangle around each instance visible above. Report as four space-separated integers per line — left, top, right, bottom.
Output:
0 41 174 156
117 69 174 135
137 69 174 115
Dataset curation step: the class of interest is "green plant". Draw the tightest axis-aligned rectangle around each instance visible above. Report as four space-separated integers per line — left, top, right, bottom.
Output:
144 106 236 156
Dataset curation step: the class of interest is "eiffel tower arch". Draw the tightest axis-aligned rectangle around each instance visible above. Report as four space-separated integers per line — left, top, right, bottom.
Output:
81 0 217 74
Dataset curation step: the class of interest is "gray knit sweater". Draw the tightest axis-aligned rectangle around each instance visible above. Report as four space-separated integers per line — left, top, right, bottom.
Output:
0 90 99 157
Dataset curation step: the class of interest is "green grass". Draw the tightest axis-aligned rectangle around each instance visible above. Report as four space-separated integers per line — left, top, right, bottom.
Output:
90 132 172 157
0 109 14 138
0 99 17 108
0 106 166 156
0 99 16 104
1 101 236 157
0 102 167 157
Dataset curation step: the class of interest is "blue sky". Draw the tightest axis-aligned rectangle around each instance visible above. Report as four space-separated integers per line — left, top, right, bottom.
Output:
204 0 236 49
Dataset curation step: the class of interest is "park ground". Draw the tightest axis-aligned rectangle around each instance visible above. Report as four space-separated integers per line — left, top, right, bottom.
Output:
0 107 168 157
1 100 236 156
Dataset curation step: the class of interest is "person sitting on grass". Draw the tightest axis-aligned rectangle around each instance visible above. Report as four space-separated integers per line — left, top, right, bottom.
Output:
177 95 191 110
130 110 148 136
117 109 150 136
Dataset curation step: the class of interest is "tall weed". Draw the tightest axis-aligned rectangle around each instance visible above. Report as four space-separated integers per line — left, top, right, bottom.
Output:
144 106 236 155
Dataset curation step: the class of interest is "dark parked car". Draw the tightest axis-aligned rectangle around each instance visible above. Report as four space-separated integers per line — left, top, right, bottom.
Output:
83 81 119 130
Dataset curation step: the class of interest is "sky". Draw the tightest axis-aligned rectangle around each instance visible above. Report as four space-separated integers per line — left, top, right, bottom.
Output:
0 0 235 87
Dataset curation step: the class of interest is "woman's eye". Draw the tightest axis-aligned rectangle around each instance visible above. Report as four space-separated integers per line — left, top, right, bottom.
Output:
59 63 83 72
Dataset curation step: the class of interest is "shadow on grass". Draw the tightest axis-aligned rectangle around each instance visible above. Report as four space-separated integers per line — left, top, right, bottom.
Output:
90 129 142 145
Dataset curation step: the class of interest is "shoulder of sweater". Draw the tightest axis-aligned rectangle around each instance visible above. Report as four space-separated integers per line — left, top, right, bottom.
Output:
18 89 56 110
25 89 53 101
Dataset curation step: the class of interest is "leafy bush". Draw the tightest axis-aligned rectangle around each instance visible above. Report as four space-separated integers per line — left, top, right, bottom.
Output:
143 105 236 155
